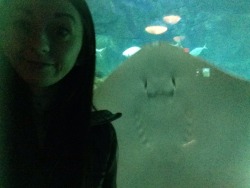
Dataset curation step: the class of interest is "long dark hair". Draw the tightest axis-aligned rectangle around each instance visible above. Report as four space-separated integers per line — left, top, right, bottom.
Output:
45 2 97 186
45 0 97 186
55 0 96 126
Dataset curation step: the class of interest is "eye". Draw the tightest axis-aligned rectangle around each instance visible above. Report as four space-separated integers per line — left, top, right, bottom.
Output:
14 20 31 33
55 26 71 38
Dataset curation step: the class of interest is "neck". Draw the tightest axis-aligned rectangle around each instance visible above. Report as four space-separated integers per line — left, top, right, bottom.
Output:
30 84 58 114
30 83 59 97
30 85 58 149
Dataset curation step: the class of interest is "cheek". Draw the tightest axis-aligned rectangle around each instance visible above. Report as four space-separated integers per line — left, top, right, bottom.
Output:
57 37 83 68
1 29 24 60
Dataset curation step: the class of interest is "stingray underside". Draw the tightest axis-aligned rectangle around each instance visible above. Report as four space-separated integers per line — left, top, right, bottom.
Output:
94 42 250 188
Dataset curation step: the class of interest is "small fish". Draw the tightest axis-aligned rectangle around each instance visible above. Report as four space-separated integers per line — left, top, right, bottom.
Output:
163 15 181 25
96 47 106 53
96 48 106 57
145 25 168 35
189 44 207 56
122 46 141 57
173 36 185 43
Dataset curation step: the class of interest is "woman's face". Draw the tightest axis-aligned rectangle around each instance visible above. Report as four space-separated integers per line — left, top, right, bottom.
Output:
0 0 83 87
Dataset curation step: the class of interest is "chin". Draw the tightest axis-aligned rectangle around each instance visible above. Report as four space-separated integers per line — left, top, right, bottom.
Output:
25 79 57 88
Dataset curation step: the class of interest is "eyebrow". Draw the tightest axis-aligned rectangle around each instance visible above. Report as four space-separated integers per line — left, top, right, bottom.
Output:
16 8 76 23
54 13 76 23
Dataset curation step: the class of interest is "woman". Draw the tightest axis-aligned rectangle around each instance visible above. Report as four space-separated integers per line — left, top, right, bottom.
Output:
0 0 120 187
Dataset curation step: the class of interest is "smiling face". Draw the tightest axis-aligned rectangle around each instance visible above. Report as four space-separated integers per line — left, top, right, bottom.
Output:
0 0 83 88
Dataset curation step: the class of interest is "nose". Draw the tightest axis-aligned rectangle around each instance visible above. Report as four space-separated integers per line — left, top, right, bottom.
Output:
29 31 50 55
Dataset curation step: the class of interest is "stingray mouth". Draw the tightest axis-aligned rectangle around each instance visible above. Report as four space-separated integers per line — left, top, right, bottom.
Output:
144 77 176 98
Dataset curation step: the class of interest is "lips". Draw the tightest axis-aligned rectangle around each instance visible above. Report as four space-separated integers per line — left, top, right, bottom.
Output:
26 59 54 66
25 60 55 70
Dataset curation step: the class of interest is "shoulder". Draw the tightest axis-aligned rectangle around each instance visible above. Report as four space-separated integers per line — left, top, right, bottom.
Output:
90 109 122 150
91 110 122 127
90 109 121 147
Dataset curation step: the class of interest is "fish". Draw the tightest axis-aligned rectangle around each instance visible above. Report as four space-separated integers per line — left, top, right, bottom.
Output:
145 25 168 35
96 47 106 58
96 47 107 58
96 47 106 53
122 46 141 57
173 36 185 42
189 44 207 56
94 42 250 188
163 15 181 24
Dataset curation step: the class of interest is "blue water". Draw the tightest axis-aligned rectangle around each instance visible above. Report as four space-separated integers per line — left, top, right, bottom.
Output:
87 0 250 80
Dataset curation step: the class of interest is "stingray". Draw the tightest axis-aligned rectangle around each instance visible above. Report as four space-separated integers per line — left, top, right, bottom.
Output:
94 42 250 188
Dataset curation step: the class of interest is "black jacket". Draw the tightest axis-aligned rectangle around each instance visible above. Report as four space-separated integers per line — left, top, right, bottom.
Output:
0 110 121 188
47 110 121 188
89 110 121 188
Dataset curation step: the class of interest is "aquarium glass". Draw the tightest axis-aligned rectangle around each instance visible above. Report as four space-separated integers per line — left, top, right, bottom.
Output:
87 0 250 80
89 0 250 188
